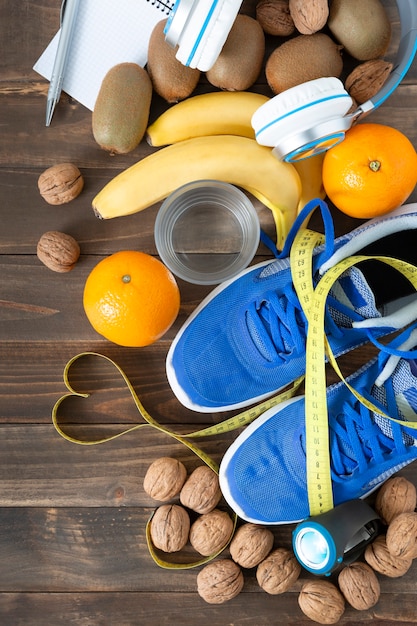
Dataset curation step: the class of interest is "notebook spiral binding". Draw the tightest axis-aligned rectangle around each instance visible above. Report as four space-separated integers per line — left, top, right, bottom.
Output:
148 0 174 15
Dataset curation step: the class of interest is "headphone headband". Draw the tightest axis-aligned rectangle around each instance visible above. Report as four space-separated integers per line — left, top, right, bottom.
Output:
364 0 417 113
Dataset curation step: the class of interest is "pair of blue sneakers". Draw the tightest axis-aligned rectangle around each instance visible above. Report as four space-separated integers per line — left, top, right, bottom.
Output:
166 200 417 524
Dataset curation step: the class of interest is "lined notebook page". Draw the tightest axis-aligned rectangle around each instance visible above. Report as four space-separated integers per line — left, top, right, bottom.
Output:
33 0 173 111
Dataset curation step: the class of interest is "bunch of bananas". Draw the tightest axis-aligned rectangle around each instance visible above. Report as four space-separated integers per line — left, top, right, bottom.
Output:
92 91 325 249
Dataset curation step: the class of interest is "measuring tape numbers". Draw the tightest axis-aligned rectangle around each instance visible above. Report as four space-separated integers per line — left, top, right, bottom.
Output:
290 220 417 517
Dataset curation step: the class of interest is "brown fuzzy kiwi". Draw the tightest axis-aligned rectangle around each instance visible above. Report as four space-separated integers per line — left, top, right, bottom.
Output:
206 14 265 91
265 33 343 94
147 19 200 103
328 0 391 61
92 63 152 154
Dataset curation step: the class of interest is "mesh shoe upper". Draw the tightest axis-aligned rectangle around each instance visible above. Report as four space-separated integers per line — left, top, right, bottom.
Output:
219 328 417 525
167 201 417 412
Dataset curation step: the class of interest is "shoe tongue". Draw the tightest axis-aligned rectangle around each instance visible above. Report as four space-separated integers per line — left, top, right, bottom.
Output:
373 359 417 440
328 266 380 324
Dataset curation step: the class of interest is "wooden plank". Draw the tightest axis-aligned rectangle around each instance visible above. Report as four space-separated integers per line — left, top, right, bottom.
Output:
0 591 417 626
0 424 237 505
0 506 415 594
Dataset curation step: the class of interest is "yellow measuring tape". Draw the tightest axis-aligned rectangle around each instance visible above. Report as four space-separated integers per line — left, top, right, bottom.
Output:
291 222 417 516
52 352 303 568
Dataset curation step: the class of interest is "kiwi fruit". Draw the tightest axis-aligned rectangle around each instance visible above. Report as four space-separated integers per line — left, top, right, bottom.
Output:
328 0 391 61
147 19 200 103
206 14 265 91
92 63 152 154
265 34 343 94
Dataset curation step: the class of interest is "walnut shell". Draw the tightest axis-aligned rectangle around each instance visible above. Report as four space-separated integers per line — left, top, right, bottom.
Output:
375 476 417 525
386 511 417 560
143 457 187 502
256 547 301 594
189 509 234 556
197 559 244 604
149 504 190 553
289 0 329 35
179 465 222 514
256 0 295 37
345 59 393 105
37 231 80 273
38 163 84 205
298 580 345 625
229 523 274 569
364 534 412 578
338 562 380 611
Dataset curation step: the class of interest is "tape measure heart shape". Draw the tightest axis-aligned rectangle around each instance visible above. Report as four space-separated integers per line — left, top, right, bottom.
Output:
52 351 303 568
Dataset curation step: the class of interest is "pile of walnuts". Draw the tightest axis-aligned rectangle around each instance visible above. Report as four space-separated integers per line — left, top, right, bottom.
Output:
144 459 417 622
143 456 302 604
299 476 417 624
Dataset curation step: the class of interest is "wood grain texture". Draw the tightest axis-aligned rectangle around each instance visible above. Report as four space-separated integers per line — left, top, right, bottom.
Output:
1 0 417 623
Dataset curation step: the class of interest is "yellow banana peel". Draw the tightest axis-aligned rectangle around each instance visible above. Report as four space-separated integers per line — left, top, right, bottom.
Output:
92 135 301 250
146 91 269 147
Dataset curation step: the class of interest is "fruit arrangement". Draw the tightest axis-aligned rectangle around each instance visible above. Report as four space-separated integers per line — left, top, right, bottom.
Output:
37 0 417 264
87 0 416 245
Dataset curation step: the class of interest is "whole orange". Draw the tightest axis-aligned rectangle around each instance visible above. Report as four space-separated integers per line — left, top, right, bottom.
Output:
322 123 417 218
83 250 180 347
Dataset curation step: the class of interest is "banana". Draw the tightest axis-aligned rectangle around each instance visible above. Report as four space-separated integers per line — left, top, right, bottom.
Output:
146 91 269 147
293 153 326 214
92 135 301 249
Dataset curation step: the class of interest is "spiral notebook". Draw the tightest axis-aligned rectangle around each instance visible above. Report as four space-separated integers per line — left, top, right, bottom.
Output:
33 0 174 111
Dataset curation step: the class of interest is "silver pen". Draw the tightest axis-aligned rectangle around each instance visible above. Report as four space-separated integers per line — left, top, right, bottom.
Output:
45 0 81 126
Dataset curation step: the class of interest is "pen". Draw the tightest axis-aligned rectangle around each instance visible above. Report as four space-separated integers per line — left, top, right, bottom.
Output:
45 0 80 126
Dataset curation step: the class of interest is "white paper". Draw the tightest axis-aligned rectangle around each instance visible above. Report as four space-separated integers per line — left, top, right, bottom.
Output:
33 0 173 111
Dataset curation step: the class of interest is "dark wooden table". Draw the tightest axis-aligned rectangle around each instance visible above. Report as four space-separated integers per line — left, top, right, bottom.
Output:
2 1 417 624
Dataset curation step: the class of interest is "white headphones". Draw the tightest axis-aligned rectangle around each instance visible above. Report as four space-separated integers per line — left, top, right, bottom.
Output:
252 0 417 161
165 0 417 162
164 0 242 71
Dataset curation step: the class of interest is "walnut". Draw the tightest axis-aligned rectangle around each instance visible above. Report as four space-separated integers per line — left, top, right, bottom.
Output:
143 457 187 502
289 0 328 35
37 231 80 273
364 534 412 578
298 580 345 625
345 59 393 105
256 547 301 594
375 476 417 525
256 0 295 37
38 163 84 205
229 523 274 568
386 511 417 560
189 509 234 556
338 562 380 611
179 465 222 514
197 559 244 604
149 504 190 553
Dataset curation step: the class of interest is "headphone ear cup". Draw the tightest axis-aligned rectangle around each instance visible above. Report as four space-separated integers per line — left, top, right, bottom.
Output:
173 0 242 71
252 77 353 147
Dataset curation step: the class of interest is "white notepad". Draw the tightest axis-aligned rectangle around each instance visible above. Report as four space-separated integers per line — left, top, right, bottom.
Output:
33 0 174 111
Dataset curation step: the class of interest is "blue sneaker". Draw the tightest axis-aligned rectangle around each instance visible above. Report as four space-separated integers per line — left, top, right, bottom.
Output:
219 328 417 525
166 201 417 412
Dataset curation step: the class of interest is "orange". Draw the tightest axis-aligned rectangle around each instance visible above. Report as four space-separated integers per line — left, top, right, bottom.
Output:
83 250 180 347
322 123 417 218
